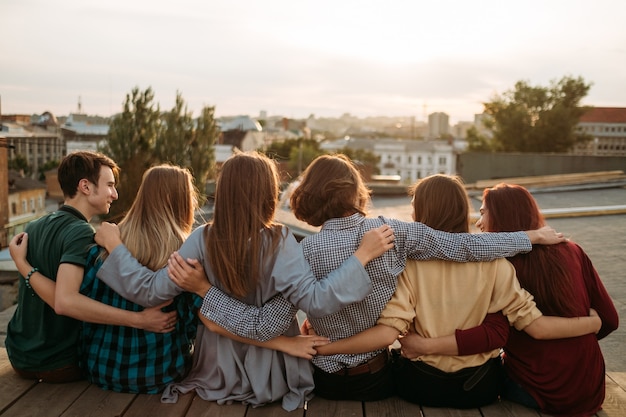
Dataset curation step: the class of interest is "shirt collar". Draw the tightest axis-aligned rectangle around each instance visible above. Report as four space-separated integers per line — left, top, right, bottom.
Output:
321 213 365 231
58 204 88 222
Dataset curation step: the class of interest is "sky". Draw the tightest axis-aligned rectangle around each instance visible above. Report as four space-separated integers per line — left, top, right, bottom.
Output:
1 0 625 124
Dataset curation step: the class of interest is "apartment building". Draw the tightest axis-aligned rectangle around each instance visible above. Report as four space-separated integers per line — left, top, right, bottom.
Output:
1 113 65 179
574 107 626 156
321 137 456 184
428 112 450 139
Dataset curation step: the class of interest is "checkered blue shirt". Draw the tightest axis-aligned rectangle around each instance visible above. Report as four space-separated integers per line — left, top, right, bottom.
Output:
201 214 530 373
80 246 202 393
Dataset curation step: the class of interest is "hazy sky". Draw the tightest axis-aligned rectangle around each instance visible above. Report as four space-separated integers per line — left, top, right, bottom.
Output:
2 0 625 123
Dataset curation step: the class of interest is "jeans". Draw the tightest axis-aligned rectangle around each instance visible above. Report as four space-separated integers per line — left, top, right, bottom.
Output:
501 376 540 409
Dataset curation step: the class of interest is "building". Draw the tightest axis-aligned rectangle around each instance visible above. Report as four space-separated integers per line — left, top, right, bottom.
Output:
60 113 110 153
0 137 9 248
321 137 456 184
428 112 450 139
217 115 266 161
1 113 65 180
574 107 626 156
6 170 47 242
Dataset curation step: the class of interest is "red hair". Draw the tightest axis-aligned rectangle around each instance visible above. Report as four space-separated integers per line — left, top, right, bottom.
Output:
482 184 581 317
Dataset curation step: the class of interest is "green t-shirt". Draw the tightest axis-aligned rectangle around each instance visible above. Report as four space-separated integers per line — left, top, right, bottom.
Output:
6 205 95 372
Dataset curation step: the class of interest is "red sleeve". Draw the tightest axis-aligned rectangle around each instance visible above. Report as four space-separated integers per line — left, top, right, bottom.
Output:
455 313 510 355
573 243 619 340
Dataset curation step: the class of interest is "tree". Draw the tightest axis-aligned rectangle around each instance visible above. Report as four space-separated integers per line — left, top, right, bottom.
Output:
287 139 324 174
101 87 160 220
263 138 300 161
190 105 218 202
479 76 592 152
339 147 381 175
38 159 59 181
466 126 493 152
154 92 194 166
8 154 30 175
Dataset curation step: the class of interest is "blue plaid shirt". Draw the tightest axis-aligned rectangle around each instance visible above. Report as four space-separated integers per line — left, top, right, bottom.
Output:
79 246 202 394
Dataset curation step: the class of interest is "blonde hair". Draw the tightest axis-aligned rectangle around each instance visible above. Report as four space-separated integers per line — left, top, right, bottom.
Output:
118 164 198 270
206 151 283 298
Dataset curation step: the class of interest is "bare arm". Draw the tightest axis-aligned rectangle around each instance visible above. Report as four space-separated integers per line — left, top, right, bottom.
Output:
53 262 178 333
314 324 400 356
400 311 602 359
525 225 566 245
198 313 329 360
522 313 601 340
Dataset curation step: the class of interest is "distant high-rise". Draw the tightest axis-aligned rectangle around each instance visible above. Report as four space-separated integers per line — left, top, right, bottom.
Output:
428 112 449 138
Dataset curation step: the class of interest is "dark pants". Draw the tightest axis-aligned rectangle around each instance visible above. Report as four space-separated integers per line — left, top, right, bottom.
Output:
13 363 83 384
312 362 394 401
393 356 504 408
501 376 540 409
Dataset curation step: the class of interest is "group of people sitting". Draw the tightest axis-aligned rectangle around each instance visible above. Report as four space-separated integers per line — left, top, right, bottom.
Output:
7 150 618 417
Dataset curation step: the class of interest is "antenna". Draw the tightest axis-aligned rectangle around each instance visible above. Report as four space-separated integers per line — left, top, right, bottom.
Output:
78 96 82 114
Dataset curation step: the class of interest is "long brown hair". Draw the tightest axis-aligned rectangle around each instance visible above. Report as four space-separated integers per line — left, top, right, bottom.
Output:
290 154 371 226
206 151 282 297
482 183 580 316
411 174 470 233
117 164 197 270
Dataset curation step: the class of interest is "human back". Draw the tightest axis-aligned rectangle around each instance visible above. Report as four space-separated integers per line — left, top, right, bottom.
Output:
290 156 538 402
161 151 316 410
382 174 529 407
479 183 619 416
6 151 119 382
80 164 201 393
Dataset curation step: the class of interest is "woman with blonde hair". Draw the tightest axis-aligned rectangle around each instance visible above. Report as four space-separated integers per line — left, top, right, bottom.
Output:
92 150 394 411
79 164 202 393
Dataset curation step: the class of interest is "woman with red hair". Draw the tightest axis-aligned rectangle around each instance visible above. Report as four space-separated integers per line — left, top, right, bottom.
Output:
475 183 618 416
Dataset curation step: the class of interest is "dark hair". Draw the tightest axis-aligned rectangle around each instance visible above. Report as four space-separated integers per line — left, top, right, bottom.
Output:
482 183 580 316
57 151 119 198
290 154 371 226
205 151 282 298
411 174 470 233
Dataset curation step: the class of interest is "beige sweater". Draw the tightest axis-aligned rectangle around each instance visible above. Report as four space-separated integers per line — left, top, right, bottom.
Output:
378 258 541 372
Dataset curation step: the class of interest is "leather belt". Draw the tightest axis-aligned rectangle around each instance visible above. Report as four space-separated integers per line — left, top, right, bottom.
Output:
333 350 389 376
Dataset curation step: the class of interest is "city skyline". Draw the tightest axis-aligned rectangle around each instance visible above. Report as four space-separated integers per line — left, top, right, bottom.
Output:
2 0 625 124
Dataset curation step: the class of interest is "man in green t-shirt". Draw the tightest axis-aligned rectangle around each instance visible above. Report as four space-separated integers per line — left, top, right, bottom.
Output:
6 151 175 383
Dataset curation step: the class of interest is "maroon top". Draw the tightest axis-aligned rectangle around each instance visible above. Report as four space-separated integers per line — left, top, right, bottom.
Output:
456 241 618 416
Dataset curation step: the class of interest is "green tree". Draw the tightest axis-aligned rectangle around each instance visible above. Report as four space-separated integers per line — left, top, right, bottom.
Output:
101 86 161 219
480 76 592 152
8 154 30 175
190 105 219 202
288 139 324 174
466 126 493 152
263 138 300 161
154 92 194 166
38 159 60 181
339 147 381 175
